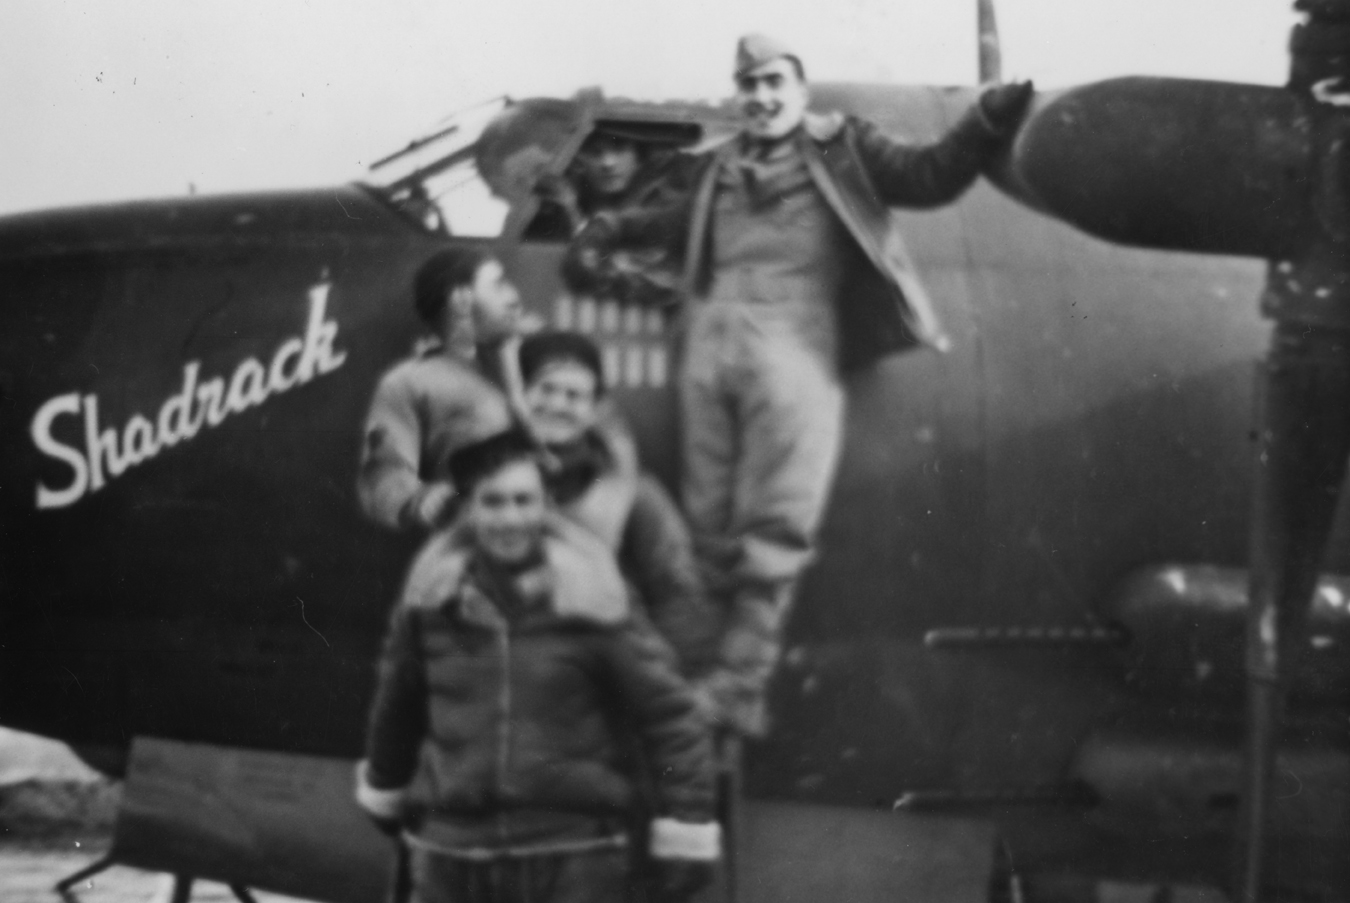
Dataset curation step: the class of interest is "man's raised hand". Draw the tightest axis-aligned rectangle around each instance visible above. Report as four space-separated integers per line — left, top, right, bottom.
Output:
979 80 1034 133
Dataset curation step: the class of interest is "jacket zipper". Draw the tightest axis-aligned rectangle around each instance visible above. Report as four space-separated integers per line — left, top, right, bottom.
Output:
495 624 511 798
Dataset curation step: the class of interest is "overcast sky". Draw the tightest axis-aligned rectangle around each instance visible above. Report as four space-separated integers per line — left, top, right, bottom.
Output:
0 0 1298 216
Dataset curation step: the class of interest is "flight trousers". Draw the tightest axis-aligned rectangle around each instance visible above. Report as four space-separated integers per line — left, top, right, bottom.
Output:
679 302 845 735
408 848 628 903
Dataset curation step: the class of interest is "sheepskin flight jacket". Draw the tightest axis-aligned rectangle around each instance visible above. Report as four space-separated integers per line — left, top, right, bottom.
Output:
359 518 718 857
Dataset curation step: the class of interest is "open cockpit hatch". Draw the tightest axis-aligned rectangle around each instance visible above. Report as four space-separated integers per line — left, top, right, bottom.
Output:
364 91 730 242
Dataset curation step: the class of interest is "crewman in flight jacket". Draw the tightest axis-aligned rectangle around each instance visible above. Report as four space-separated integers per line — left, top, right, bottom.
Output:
355 429 719 903
517 330 720 675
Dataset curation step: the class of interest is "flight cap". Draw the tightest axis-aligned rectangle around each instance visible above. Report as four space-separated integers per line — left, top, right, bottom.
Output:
734 33 802 79
448 428 539 494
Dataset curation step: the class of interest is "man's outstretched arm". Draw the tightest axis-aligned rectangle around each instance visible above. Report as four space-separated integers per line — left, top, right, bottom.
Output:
855 81 1033 208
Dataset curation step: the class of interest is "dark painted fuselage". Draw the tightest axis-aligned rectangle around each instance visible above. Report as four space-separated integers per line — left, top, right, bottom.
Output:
1 85 1343 893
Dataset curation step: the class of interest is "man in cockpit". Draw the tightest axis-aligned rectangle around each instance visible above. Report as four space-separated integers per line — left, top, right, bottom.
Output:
567 34 1034 738
575 127 646 213
356 246 526 532
533 123 696 309
532 122 691 237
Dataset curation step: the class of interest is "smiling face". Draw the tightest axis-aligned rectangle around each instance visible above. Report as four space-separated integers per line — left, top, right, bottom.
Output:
736 57 809 141
464 458 547 566
575 134 641 200
524 359 600 445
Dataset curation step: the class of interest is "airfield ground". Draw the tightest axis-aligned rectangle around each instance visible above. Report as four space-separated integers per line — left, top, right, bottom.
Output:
0 729 311 903
1 729 1230 903
1 843 313 903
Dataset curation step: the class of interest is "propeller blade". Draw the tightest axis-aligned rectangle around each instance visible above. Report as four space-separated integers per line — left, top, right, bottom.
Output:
977 0 1003 85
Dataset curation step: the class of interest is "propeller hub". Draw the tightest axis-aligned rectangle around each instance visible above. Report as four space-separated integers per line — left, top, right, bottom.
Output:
990 1 1350 319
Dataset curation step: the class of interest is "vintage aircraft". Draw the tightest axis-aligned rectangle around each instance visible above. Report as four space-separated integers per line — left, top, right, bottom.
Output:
3 2 1349 901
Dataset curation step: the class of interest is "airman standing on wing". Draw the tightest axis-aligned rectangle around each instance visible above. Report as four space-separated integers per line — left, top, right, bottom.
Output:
569 34 1034 737
356 429 719 903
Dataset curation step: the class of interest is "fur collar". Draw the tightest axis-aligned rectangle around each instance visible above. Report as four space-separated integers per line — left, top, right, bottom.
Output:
802 111 847 142
553 416 640 550
400 512 630 626
705 111 848 162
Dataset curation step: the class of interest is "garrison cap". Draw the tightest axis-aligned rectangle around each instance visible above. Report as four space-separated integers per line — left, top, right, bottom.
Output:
448 428 539 493
519 330 606 397
734 33 802 79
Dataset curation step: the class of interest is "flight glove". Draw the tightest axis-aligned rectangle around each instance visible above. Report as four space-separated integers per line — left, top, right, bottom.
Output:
354 760 406 839
561 218 615 295
978 80 1035 133
532 172 583 233
648 817 721 902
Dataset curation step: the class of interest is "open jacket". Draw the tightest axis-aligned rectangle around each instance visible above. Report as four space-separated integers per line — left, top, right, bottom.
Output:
589 106 1012 370
358 518 716 853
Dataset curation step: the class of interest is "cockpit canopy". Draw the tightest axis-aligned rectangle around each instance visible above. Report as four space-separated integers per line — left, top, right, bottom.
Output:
365 91 734 239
